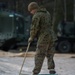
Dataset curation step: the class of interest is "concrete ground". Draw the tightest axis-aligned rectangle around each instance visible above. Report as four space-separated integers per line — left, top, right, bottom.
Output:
0 50 75 75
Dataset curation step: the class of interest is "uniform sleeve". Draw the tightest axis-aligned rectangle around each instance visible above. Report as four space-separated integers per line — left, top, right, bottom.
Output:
30 14 40 39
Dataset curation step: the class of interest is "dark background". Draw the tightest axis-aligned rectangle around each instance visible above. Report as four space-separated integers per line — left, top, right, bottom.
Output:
0 0 73 20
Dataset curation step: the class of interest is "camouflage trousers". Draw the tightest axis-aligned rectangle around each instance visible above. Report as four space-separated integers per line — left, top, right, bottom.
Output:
33 35 56 74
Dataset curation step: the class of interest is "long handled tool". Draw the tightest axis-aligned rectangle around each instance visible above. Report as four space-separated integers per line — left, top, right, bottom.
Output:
19 42 31 75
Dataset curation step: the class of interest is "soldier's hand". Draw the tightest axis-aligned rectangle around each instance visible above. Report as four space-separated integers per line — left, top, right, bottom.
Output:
28 37 33 43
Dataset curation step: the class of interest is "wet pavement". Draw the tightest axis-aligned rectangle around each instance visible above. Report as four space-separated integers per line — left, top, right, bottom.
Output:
0 51 75 75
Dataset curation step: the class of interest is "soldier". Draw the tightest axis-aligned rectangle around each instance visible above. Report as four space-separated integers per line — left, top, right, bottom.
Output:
28 2 56 75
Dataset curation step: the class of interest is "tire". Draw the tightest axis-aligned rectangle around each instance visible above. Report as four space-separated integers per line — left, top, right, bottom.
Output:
0 38 17 51
58 40 71 53
73 43 75 52
9 44 18 50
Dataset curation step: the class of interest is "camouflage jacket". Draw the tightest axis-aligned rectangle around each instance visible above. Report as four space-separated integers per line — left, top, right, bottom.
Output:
30 8 55 42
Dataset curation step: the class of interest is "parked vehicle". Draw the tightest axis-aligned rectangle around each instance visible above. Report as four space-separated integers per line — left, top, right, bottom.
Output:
56 21 75 53
0 11 32 51
0 11 75 53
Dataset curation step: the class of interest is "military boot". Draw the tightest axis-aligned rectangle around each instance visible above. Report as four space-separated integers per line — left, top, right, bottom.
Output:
33 73 38 75
49 69 56 74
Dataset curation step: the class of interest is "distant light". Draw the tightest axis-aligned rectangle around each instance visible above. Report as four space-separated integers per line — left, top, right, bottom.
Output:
9 14 14 17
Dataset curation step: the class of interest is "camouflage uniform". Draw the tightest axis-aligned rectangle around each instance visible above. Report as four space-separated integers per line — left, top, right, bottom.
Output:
30 8 55 74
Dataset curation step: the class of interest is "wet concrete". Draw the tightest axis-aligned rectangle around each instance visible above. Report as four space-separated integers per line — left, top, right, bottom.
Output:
0 51 75 75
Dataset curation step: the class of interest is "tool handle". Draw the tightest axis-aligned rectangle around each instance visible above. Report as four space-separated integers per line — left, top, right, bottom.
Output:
19 42 31 75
